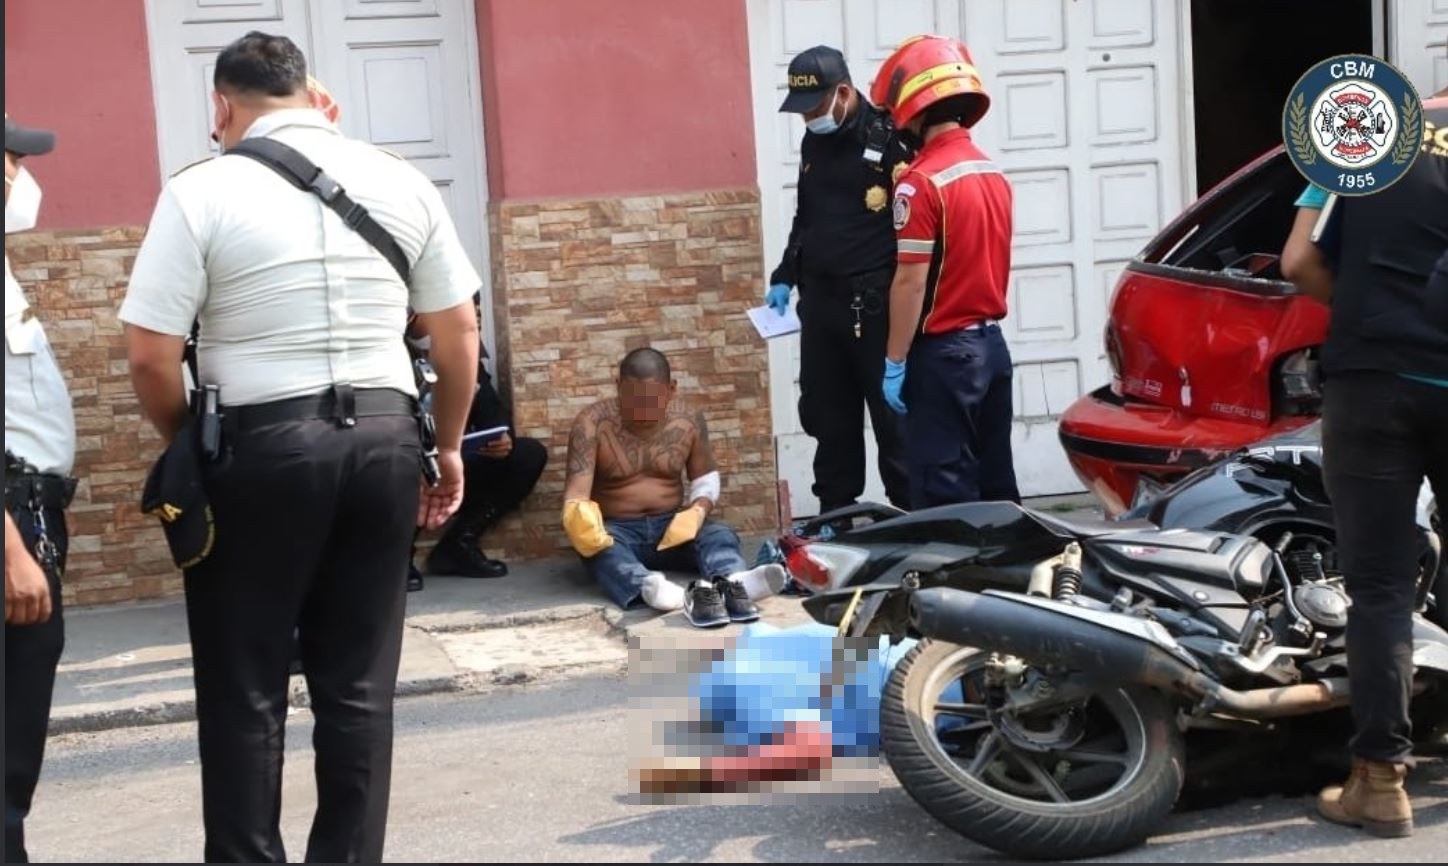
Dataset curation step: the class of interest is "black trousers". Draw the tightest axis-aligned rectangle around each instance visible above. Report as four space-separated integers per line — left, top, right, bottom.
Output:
797 274 909 511
436 435 548 548
4 505 66 864
185 414 420 863
1322 371 1448 764
905 326 1020 509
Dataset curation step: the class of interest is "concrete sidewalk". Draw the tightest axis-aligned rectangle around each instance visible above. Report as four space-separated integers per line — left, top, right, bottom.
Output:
50 495 1098 734
51 546 816 734
53 556 635 734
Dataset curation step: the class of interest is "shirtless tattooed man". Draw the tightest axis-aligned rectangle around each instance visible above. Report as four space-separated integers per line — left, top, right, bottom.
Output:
562 349 784 626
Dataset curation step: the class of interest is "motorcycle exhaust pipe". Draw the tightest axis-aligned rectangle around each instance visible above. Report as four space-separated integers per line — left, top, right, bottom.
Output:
909 588 1351 720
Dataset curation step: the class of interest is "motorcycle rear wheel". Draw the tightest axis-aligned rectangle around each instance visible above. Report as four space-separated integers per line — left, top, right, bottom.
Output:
882 640 1185 860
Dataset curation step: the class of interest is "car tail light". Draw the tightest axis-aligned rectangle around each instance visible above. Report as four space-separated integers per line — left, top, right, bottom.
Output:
785 542 869 591
1104 323 1124 383
1275 348 1322 415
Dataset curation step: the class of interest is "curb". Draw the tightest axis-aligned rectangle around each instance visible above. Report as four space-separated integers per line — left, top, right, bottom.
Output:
51 607 631 736
50 699 203 737
408 603 609 634
52 658 629 737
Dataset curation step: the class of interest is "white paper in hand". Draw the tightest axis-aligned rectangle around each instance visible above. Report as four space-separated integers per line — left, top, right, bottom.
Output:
747 305 802 340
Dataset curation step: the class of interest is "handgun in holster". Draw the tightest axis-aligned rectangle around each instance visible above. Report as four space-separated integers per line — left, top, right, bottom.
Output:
196 384 223 463
413 356 441 487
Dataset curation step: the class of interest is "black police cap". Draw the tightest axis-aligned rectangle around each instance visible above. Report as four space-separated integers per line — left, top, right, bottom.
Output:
779 45 851 113
141 419 217 571
5 115 56 156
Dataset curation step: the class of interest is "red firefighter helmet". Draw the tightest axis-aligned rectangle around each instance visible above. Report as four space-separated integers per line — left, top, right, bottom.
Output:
307 75 341 124
870 35 989 130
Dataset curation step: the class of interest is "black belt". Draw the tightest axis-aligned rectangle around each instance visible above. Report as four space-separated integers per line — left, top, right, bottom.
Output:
802 266 894 296
4 473 77 513
224 387 418 435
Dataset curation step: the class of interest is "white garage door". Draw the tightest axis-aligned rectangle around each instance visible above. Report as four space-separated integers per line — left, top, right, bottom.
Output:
142 0 494 341
1390 0 1448 94
748 0 1190 515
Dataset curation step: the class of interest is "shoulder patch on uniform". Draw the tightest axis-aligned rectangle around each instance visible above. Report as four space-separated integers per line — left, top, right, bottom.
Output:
896 181 917 198
170 157 214 179
893 194 911 232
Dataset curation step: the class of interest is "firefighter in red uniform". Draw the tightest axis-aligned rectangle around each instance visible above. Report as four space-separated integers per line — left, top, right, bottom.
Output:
873 36 1018 508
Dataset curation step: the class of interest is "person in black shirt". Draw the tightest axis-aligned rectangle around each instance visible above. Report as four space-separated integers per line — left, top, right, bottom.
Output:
1282 82 1448 838
406 304 547 588
769 46 912 516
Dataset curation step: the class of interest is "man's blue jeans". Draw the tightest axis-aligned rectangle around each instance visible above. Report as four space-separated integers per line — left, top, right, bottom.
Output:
585 512 748 608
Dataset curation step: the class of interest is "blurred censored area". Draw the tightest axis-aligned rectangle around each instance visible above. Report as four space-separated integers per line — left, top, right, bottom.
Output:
628 625 880 804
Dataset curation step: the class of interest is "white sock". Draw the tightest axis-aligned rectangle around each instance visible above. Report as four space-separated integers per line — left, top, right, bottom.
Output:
641 572 684 611
728 564 787 601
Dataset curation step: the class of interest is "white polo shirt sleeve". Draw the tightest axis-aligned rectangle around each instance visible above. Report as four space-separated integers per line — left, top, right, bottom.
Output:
407 181 481 314
120 184 208 336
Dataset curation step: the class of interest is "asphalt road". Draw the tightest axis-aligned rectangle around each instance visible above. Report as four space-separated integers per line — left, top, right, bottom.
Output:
25 675 1448 862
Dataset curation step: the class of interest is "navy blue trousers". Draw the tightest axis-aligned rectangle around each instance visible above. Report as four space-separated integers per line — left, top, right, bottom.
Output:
905 326 1020 508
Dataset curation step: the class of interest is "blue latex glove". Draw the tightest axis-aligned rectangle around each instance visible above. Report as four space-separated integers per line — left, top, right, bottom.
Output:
883 358 908 414
766 283 792 315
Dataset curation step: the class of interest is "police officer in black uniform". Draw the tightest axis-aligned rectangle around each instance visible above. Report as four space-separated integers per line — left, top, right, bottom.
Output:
405 302 548 589
769 46 912 515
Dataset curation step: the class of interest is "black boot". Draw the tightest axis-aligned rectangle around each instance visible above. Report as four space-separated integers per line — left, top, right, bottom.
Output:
426 530 508 579
407 563 425 592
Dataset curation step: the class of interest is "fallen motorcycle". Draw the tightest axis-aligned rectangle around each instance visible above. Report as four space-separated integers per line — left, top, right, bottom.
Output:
1122 419 1445 630
782 500 1448 859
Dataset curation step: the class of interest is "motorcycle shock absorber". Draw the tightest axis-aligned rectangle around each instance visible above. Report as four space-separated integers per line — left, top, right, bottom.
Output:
1052 542 1084 601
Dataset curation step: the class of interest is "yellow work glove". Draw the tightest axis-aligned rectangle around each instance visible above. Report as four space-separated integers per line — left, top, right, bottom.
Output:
657 505 707 551
562 499 614 558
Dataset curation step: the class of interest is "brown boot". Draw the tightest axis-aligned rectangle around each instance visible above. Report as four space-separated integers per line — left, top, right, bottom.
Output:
1317 758 1413 837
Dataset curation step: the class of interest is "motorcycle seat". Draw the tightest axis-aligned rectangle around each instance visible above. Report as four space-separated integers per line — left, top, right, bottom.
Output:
1031 510 1157 539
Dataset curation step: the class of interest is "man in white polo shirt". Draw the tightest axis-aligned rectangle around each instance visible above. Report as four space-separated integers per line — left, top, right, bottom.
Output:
120 32 479 862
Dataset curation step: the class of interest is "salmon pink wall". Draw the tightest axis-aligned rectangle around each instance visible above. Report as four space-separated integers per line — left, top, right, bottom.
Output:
4 0 161 229
476 0 757 200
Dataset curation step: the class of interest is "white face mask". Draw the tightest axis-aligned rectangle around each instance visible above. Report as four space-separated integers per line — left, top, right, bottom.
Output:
806 89 843 135
5 166 43 234
210 94 232 154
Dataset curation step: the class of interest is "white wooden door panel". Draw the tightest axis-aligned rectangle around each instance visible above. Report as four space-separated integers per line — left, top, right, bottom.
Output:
145 0 311 177
964 0 1184 498
308 1 492 340
144 0 494 354
1391 0 1448 96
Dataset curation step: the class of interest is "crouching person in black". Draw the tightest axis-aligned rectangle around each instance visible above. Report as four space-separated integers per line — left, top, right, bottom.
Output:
406 304 547 589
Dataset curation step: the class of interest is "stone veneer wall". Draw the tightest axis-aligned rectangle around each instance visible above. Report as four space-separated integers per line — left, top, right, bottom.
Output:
5 188 778 603
5 227 176 606
485 188 778 558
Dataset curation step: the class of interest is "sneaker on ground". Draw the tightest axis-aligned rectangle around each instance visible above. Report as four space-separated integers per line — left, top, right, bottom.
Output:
642 571 685 611
683 580 730 628
714 577 760 623
729 564 788 601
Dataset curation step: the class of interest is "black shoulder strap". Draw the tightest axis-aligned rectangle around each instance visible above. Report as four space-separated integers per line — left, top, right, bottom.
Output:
226 137 412 285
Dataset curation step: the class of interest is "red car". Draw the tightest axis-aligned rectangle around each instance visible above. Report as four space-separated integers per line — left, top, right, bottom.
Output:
1059 146 1330 516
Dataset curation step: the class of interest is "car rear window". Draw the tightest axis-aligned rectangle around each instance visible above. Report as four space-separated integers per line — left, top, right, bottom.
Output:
1140 150 1303 286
